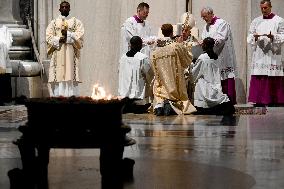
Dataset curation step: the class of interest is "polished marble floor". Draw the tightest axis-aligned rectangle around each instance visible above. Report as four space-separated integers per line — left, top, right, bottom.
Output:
0 105 284 188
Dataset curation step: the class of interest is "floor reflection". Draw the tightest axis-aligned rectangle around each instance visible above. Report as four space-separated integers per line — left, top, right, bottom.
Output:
128 115 239 138
1 107 284 188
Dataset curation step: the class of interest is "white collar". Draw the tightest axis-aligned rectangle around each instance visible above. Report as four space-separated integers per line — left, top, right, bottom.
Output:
58 15 72 20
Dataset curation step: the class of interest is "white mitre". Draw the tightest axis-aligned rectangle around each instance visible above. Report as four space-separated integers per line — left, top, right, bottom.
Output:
180 12 196 28
180 12 199 39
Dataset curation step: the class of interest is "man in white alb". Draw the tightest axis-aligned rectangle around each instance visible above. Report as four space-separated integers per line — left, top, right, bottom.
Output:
247 0 284 106
192 37 234 115
200 7 237 104
120 2 156 58
46 1 84 97
118 36 152 101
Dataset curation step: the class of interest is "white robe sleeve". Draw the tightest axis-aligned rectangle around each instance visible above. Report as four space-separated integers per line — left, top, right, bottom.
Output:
213 21 229 55
192 58 204 82
46 20 60 55
247 19 257 46
66 31 75 44
141 57 150 74
273 18 284 44
123 20 137 44
0 26 13 74
70 19 84 50
120 19 137 55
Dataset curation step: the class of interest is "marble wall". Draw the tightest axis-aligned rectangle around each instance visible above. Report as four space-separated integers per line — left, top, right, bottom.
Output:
0 0 22 24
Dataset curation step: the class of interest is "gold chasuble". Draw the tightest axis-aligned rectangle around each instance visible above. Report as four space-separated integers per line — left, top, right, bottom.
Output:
46 16 84 83
151 42 196 114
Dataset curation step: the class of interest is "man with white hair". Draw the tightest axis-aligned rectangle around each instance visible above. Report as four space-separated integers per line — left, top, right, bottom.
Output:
200 7 237 104
0 25 13 105
177 12 199 53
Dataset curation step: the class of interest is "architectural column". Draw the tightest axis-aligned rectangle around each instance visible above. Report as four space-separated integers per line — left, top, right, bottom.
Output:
37 0 54 60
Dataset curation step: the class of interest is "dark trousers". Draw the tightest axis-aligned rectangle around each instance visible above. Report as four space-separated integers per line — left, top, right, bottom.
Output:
195 101 235 115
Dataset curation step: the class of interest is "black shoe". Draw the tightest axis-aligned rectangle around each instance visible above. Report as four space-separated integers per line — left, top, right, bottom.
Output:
8 168 25 189
154 107 164 116
164 101 176 116
254 103 266 107
132 103 151 114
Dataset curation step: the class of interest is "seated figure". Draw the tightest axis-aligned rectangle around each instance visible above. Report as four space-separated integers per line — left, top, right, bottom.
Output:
151 25 196 116
192 37 235 115
118 36 153 113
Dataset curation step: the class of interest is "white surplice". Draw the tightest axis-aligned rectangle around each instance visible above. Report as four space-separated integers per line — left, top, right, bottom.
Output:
247 15 284 76
48 81 79 97
201 18 237 80
120 16 156 58
0 25 13 74
118 52 152 100
192 53 230 108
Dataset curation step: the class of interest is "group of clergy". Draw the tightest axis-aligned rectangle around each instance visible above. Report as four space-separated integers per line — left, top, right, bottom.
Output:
118 2 238 116
118 1 284 115
2 1 283 113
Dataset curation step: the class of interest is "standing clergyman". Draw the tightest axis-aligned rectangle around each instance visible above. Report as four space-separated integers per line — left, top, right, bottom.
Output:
200 7 238 104
247 0 284 106
46 1 84 97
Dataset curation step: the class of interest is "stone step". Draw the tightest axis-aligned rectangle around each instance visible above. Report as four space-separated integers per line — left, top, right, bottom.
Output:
7 26 31 46
10 46 31 51
5 24 27 29
10 60 41 77
9 50 32 60
234 104 266 115
9 46 32 60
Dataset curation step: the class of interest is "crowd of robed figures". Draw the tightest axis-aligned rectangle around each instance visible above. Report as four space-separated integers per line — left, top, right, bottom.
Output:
2 1 283 114
118 1 284 116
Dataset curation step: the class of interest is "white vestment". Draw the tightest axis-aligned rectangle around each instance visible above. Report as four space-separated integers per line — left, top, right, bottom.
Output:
118 52 152 100
192 53 230 108
247 15 284 76
201 18 237 80
120 16 156 58
0 25 13 74
46 15 84 97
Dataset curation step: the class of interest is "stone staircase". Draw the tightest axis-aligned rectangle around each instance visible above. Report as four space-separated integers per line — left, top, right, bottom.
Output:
234 104 267 115
7 23 43 98
1 0 47 99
